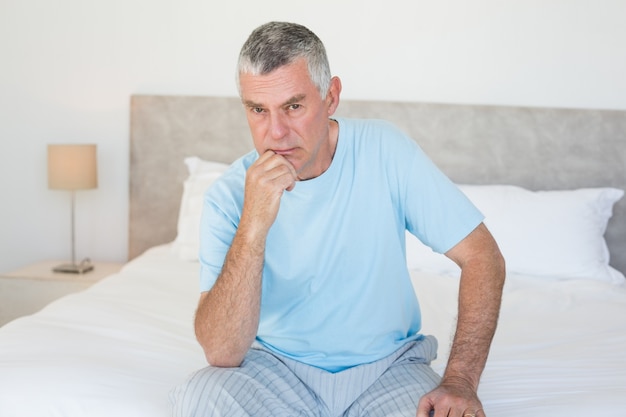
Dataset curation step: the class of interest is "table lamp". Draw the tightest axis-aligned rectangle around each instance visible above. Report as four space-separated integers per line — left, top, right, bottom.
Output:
47 144 98 273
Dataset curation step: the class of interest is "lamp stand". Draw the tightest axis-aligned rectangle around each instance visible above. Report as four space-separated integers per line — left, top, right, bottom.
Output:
53 190 94 274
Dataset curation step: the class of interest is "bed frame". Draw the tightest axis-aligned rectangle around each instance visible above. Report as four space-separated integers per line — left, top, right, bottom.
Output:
129 95 626 275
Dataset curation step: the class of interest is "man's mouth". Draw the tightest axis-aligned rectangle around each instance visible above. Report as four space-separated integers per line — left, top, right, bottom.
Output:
272 148 296 156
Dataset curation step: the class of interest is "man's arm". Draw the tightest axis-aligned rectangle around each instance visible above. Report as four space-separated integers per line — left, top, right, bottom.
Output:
417 223 505 417
194 151 297 367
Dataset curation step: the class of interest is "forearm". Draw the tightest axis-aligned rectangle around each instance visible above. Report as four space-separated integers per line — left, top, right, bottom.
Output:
194 222 266 367
443 243 505 389
194 151 297 367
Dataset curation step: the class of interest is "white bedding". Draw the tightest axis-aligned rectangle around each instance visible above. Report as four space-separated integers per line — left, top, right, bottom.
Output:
0 245 205 417
1 244 625 417
415 271 626 416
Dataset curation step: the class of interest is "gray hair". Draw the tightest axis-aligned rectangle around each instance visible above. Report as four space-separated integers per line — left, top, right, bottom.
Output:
237 22 332 98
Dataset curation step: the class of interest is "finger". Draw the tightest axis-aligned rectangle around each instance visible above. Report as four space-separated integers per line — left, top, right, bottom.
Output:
260 152 297 191
250 152 294 184
415 397 435 417
267 163 297 191
269 152 298 183
257 150 295 175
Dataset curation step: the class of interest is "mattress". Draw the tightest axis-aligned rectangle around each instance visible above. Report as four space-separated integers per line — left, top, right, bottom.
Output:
1 244 625 416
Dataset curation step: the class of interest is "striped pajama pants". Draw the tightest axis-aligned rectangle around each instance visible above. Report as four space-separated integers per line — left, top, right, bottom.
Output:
171 335 440 417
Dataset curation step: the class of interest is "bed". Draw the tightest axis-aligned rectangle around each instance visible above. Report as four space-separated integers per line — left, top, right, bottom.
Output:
1 95 625 416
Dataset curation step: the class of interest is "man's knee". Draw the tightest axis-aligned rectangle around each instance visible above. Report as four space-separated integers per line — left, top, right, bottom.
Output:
170 350 319 417
171 366 244 417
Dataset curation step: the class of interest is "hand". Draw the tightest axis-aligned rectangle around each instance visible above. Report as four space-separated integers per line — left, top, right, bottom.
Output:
240 150 298 235
416 377 484 417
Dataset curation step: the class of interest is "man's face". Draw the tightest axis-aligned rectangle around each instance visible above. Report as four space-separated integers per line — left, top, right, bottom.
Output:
239 58 339 181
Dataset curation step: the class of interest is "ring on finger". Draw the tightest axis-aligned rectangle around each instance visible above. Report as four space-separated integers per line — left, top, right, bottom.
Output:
463 408 484 417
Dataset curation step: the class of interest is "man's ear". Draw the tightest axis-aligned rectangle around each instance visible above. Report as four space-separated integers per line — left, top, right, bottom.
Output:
326 76 342 116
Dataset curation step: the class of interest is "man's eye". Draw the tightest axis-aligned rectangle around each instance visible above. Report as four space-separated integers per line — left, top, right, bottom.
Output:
252 107 264 114
288 104 301 111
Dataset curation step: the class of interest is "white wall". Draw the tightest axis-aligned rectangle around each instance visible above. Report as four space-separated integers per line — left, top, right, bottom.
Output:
1 0 625 273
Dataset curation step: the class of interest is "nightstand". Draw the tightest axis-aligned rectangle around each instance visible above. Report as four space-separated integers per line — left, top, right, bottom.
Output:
0 260 124 326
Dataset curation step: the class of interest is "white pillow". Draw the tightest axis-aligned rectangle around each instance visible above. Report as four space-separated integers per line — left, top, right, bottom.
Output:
171 157 230 261
406 185 625 284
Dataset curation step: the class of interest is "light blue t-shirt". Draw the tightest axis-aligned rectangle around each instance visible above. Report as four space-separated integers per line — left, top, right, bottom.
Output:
199 118 483 372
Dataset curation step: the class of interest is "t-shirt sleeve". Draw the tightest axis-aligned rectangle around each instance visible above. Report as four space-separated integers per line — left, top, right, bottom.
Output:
401 140 484 254
198 166 247 292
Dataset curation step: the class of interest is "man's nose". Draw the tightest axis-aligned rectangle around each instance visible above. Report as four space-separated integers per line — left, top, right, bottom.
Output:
269 112 289 140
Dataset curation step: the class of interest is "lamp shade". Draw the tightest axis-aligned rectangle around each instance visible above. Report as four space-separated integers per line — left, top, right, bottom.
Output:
48 144 98 190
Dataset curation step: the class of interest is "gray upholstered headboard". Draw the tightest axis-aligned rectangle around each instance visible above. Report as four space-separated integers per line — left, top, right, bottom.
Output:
129 95 626 274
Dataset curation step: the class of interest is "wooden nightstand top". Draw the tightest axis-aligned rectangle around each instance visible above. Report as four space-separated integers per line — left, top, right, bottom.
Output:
2 261 124 283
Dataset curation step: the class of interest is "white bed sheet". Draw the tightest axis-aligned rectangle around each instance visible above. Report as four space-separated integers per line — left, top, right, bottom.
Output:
0 245 205 417
1 244 625 416
414 270 626 416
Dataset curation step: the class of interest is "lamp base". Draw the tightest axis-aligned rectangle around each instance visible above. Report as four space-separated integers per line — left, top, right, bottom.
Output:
52 261 94 274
